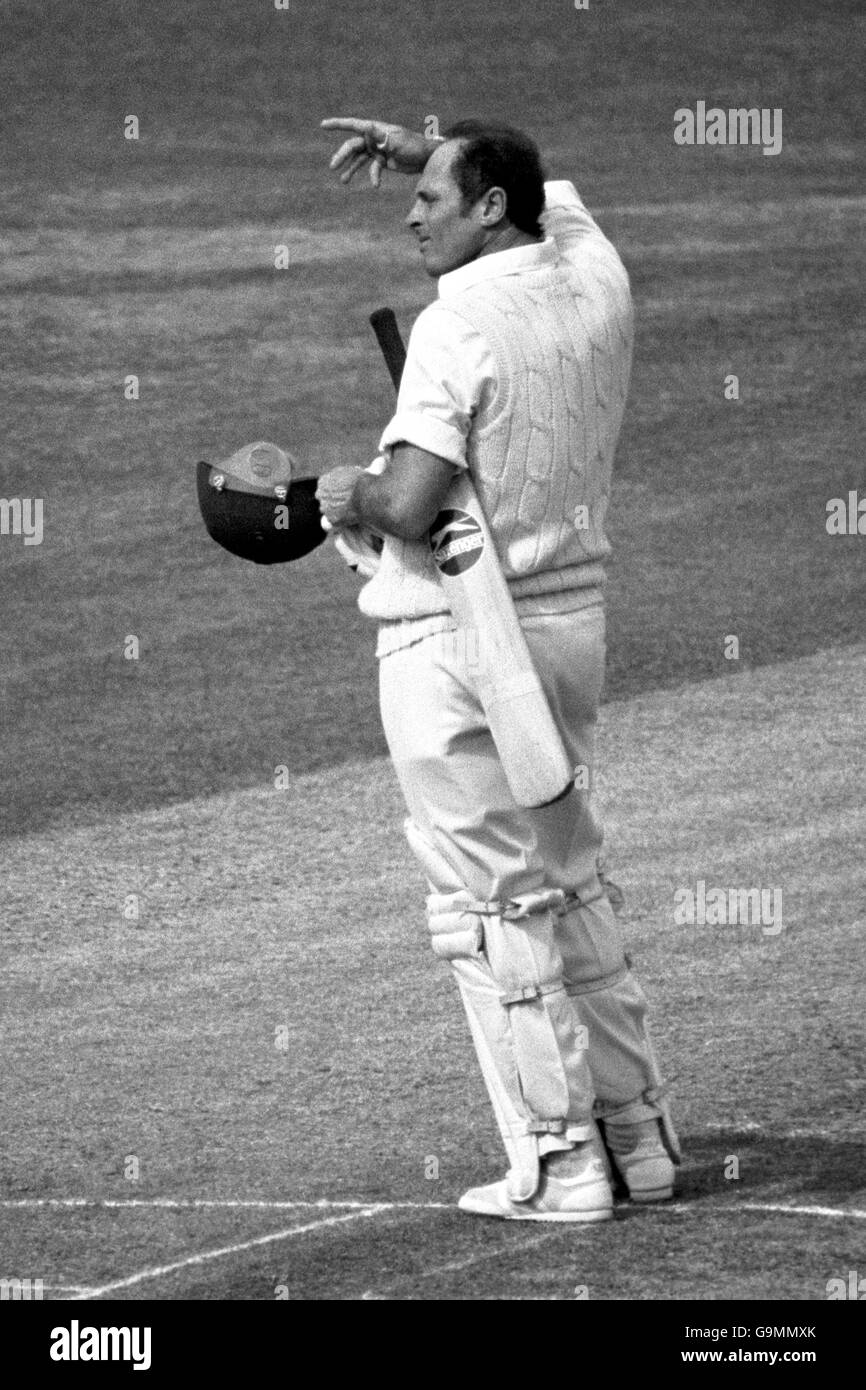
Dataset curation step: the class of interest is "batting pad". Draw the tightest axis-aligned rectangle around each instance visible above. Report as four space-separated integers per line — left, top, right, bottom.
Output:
408 820 595 1200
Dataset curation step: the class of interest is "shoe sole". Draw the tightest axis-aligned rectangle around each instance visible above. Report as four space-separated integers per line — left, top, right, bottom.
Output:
458 1199 614 1222
628 1186 674 1203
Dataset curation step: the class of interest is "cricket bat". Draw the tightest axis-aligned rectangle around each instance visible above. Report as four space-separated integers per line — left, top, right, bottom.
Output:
369 307 574 809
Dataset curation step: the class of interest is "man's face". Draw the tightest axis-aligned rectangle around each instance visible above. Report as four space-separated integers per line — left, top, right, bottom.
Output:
406 142 488 278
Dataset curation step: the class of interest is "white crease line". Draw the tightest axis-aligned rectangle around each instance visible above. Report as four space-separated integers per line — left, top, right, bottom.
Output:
702 1125 845 1139
740 1202 866 1221
6 1197 862 1223
13 1197 865 1299
661 1201 866 1221
70 1210 381 1301
0 1197 449 1211
361 1231 564 1300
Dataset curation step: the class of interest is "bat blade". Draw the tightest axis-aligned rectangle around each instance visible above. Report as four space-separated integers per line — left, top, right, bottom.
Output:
430 474 574 808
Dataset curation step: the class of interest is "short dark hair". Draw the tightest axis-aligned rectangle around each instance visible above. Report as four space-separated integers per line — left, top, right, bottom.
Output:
443 120 546 238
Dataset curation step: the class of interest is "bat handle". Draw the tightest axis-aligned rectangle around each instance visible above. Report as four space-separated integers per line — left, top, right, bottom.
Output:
369 307 407 393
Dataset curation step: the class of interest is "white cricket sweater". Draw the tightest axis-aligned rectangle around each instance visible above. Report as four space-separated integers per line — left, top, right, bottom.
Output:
358 182 633 655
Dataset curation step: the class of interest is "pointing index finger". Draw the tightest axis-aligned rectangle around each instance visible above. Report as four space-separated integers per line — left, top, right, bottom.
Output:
320 117 371 133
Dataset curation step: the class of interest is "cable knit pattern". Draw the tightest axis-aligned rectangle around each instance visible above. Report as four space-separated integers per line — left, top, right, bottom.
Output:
358 188 633 627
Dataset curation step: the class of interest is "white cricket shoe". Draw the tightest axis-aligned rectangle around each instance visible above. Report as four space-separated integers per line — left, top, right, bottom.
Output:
458 1148 613 1222
601 1119 677 1203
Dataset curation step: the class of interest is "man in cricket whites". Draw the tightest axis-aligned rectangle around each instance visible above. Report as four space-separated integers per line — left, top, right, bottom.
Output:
316 116 680 1220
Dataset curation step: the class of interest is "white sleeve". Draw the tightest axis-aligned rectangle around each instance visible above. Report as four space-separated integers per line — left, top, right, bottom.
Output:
377 303 491 470
542 180 627 283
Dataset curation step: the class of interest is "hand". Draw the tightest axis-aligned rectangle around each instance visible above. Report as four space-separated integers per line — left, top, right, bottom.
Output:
316 465 364 529
321 117 438 188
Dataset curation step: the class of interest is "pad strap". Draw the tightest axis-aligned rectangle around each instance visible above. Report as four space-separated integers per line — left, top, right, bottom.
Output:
564 964 630 997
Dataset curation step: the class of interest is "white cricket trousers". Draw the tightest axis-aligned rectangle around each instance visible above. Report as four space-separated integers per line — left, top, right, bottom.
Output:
379 601 667 1171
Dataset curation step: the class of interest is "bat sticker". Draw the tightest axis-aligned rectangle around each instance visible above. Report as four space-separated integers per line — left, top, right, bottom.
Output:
430 509 485 575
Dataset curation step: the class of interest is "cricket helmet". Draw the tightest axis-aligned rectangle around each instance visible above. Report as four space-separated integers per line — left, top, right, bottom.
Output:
196 441 325 564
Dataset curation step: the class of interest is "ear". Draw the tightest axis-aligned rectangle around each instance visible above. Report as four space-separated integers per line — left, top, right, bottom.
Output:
480 185 508 227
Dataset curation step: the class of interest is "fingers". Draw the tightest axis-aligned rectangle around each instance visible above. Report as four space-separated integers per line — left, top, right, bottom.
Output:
329 135 365 170
322 118 390 187
340 150 372 184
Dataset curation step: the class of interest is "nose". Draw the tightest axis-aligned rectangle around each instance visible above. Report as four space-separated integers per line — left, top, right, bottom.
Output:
406 200 423 231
